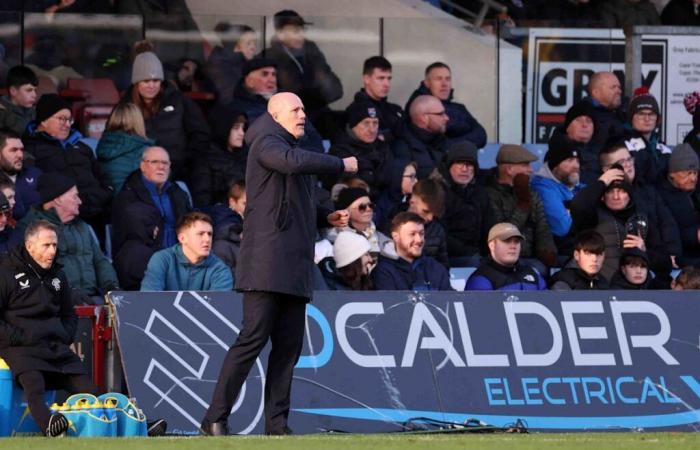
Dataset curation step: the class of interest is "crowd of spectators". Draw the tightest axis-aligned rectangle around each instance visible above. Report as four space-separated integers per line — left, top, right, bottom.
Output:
0 7 697 300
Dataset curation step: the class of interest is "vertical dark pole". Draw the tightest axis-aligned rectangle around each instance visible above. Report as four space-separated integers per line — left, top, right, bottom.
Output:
379 17 384 56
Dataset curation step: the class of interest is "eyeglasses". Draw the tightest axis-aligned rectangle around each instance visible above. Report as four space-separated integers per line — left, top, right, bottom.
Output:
53 116 74 125
356 202 375 212
143 159 171 167
425 110 447 116
403 174 417 181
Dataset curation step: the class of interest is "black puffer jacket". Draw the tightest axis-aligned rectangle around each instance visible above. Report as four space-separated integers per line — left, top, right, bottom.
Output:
423 220 449 268
549 261 609 290
111 171 191 290
391 123 449 180
0 246 83 378
121 83 210 181
23 127 112 220
439 164 493 258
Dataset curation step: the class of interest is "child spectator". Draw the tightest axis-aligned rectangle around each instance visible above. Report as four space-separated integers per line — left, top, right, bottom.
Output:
550 230 609 290
610 247 653 290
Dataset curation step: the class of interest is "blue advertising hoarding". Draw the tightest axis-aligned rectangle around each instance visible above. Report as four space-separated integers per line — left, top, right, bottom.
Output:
110 291 700 434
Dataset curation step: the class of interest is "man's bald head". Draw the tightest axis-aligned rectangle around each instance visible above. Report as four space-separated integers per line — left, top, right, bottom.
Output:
588 71 622 109
268 92 306 139
409 95 448 134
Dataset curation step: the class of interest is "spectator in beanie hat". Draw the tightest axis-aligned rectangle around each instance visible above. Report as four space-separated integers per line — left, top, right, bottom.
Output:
120 50 210 182
550 100 599 184
438 140 493 265
325 101 390 196
531 132 585 256
318 231 374 290
622 86 671 184
22 94 112 223
325 187 390 261
657 143 700 266
17 172 118 305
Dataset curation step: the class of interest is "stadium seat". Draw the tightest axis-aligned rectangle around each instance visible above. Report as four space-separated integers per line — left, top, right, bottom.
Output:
64 78 120 140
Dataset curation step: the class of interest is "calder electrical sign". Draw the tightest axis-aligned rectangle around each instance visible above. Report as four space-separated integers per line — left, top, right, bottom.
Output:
111 291 700 435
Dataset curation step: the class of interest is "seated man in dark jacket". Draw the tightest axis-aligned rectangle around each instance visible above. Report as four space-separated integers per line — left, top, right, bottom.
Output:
391 95 450 179
18 173 119 305
22 94 112 223
372 212 452 290
549 229 609 290
439 141 492 266
111 146 191 290
656 143 700 267
0 130 42 221
347 56 404 143
0 220 100 437
405 62 487 148
325 100 390 196
466 222 547 290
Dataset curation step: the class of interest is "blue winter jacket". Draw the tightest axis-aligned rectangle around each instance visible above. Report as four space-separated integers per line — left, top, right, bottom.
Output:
530 164 584 237
140 244 234 291
371 254 452 291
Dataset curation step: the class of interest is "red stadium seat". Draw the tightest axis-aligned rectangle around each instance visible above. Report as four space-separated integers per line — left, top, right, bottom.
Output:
64 78 120 139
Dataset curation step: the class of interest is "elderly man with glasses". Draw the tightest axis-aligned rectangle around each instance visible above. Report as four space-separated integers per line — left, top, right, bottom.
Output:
111 146 192 290
22 94 112 224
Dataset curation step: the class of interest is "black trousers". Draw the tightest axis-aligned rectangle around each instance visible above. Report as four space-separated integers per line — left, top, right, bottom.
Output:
204 291 307 433
16 370 100 433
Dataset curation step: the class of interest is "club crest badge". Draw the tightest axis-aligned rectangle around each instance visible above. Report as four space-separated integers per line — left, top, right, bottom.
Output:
52 277 61 291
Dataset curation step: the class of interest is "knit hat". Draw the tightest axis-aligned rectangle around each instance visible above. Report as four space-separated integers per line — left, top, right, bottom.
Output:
446 141 478 168
605 179 633 195
335 187 369 210
35 94 70 124
628 86 660 118
273 10 312 30
38 173 76 204
669 143 700 173
620 247 650 268
496 144 537 164
545 133 581 170
333 231 371 268
0 192 9 214
564 101 594 129
241 58 277 78
346 101 378 128
131 51 164 84
487 222 524 242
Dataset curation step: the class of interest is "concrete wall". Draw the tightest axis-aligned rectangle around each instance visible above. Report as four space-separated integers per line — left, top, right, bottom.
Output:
185 0 522 143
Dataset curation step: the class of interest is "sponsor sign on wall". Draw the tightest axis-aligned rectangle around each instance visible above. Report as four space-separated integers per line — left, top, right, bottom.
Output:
111 291 700 435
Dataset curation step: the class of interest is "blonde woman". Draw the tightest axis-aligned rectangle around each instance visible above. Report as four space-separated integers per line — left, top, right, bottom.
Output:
96 102 154 195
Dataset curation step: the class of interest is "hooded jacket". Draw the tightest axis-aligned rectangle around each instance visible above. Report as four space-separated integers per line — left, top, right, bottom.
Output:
17 207 118 296
96 130 155 195
465 257 547 291
23 126 112 220
235 112 344 299
140 244 233 291
0 246 84 378
405 83 487 148
0 96 34 136
371 254 452 291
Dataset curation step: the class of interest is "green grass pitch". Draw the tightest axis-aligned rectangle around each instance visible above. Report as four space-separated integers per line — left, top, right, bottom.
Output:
2 433 700 450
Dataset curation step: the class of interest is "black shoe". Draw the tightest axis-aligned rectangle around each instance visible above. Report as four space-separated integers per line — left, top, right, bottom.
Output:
147 418 167 436
266 426 293 436
200 420 229 436
46 413 69 437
